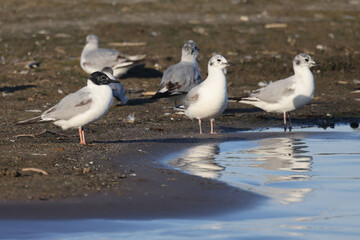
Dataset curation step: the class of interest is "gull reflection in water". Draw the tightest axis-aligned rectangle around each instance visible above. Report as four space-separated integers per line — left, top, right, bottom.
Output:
168 144 224 179
241 137 313 204
169 138 313 205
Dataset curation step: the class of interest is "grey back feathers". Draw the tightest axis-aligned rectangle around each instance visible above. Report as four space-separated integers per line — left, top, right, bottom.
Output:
42 89 93 121
153 40 201 99
249 79 295 103
81 34 146 77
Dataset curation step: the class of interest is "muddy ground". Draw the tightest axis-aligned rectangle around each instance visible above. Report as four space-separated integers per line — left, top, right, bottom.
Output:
0 0 359 217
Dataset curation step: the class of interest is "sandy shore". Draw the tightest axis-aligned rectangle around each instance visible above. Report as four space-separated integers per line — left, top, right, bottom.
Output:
0 131 273 220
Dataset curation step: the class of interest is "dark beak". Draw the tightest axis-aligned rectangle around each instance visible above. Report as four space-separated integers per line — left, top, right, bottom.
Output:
109 79 120 84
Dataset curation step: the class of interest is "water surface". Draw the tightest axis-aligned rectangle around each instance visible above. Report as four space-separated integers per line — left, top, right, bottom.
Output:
1 125 359 240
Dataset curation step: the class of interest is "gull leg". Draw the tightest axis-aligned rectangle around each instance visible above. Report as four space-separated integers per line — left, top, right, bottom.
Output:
198 119 203 134
79 127 83 144
283 112 287 132
81 128 86 145
210 119 215 134
287 112 292 132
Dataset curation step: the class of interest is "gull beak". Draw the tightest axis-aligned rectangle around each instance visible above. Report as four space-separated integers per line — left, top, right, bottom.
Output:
110 79 120 84
196 47 200 52
310 61 319 68
226 61 234 66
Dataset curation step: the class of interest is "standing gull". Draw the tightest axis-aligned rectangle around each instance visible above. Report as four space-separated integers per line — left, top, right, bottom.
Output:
17 72 118 145
183 55 230 134
81 34 146 77
101 67 128 105
240 53 316 131
152 40 201 105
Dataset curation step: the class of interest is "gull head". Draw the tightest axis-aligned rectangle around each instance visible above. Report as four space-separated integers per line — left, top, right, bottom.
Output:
101 67 116 80
182 40 199 58
86 34 99 45
293 53 316 68
89 71 118 86
209 55 230 70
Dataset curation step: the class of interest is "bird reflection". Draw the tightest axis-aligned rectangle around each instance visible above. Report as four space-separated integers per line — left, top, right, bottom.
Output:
238 137 313 204
168 144 224 179
168 137 313 205
245 138 312 181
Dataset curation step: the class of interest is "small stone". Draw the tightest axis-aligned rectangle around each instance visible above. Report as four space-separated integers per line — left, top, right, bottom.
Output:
38 30 50 35
240 16 249 22
55 33 71 38
192 26 208 36
350 122 359 129
316 45 325 51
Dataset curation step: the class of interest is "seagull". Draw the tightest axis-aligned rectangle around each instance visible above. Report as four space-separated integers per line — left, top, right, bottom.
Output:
17 72 118 145
240 53 316 131
152 40 201 105
101 67 128 105
80 34 146 77
183 55 230 134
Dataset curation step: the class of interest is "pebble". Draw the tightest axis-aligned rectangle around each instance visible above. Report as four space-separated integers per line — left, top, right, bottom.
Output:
192 26 208 36
316 44 325 51
55 33 71 38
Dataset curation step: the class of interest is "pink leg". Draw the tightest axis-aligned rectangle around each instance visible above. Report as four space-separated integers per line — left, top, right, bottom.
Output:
198 119 203 134
78 127 83 144
283 112 287 132
210 119 215 134
81 128 86 145
287 112 292 132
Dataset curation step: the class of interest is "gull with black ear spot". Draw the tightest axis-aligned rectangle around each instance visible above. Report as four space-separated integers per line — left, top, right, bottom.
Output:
183 55 230 134
240 53 317 131
152 40 202 106
17 72 119 145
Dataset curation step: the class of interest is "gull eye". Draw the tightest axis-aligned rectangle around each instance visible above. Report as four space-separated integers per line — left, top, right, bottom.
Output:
217 59 221 62
305 58 309 62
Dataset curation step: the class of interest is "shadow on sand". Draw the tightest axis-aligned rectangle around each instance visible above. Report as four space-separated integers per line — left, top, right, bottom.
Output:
120 65 163 79
0 85 36 93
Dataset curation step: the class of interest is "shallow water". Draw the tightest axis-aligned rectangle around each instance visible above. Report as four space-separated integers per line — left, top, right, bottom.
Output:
1 125 359 240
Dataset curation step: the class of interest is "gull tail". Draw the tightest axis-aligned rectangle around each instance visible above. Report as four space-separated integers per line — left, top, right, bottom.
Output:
113 56 146 75
239 97 260 103
238 97 261 108
16 116 43 125
151 90 187 99
124 54 146 61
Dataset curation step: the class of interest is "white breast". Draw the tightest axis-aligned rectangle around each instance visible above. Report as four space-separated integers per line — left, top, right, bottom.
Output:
185 71 228 120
